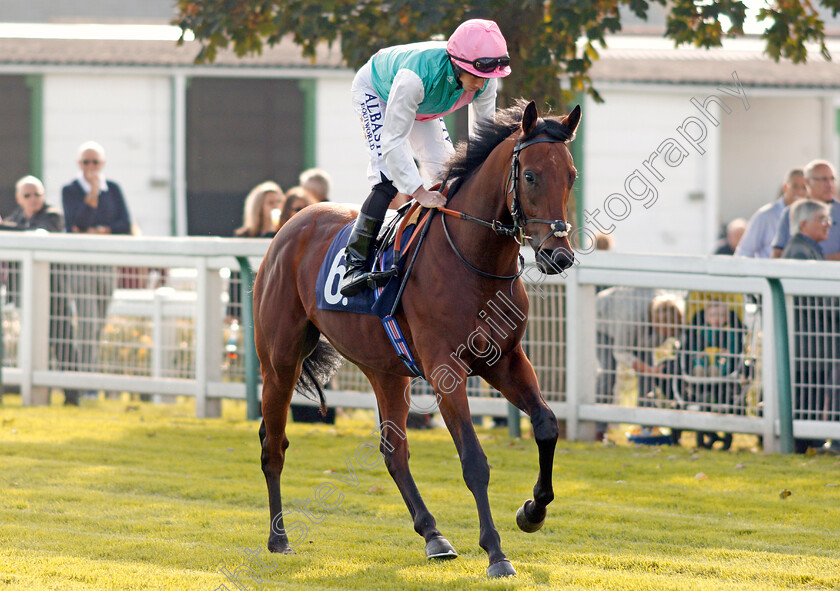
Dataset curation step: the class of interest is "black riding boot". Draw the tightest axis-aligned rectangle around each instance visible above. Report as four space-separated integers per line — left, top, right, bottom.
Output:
340 212 384 296
340 180 398 297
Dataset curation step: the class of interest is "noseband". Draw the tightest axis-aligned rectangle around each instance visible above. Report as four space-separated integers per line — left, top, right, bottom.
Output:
438 128 574 281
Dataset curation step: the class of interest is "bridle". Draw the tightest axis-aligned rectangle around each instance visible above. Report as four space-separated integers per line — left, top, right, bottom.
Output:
507 135 573 249
438 126 574 280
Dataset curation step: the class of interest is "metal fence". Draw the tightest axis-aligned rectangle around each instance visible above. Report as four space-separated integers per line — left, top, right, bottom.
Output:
2 233 839 452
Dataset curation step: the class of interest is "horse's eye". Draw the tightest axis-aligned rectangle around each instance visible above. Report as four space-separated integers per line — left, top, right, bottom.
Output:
523 171 536 185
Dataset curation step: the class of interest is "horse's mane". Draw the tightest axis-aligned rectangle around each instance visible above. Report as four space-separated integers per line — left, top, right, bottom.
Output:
445 99 575 184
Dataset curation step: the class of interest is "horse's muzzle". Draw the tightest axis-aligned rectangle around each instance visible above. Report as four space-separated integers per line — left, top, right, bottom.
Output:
536 248 575 274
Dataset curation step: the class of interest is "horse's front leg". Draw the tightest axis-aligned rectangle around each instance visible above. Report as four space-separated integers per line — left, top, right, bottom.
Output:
363 370 457 561
481 345 559 534
432 376 516 578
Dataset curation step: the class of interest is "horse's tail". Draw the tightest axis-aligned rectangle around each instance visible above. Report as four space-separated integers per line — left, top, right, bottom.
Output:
295 336 343 415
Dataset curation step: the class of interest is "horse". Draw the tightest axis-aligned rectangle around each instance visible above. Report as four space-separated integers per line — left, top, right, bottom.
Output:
253 100 581 578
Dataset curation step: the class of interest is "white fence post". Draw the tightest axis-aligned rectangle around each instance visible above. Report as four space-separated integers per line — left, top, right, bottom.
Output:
194 258 222 418
152 289 164 380
564 268 579 440
22 255 50 405
566 267 597 442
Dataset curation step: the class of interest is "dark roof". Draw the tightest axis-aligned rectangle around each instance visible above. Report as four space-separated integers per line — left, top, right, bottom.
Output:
589 39 840 88
0 36 346 69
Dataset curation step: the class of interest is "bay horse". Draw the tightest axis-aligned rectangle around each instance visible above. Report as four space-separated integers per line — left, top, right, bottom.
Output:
253 100 581 578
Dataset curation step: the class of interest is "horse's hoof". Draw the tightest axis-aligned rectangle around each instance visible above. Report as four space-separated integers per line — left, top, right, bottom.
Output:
267 539 294 555
425 536 458 560
487 559 516 578
516 500 546 533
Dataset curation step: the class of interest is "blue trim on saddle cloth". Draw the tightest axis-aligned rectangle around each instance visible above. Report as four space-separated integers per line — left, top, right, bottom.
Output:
315 219 424 378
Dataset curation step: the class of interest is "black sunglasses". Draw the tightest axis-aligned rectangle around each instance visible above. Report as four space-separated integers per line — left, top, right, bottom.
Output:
82 159 101 165
449 53 510 74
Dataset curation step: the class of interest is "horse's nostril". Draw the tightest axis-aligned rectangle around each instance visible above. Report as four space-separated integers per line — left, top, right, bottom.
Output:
549 249 574 271
536 249 571 274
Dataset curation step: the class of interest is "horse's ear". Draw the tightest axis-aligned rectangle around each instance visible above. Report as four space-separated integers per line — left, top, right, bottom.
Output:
561 104 582 136
522 101 539 135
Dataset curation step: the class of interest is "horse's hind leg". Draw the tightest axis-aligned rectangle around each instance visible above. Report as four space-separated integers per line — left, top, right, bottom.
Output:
258 315 320 554
482 346 559 534
260 363 298 554
364 370 457 560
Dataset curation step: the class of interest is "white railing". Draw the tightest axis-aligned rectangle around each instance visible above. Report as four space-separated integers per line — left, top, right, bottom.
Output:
0 233 269 418
2 233 839 452
562 251 840 451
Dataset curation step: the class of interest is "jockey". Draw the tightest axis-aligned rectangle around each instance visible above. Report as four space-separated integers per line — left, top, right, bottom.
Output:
341 18 511 297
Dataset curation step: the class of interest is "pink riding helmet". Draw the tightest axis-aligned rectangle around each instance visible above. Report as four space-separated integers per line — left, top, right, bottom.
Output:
446 19 511 79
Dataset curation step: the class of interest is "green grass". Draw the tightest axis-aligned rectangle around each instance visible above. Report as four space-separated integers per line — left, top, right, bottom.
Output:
1 394 839 590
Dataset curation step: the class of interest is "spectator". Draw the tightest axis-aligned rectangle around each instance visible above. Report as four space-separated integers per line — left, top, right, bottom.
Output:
595 232 614 251
62 141 132 373
227 181 283 322
771 159 840 259
713 218 747 255
735 167 808 258
5 176 62 232
782 199 840 453
2 176 79 405
683 299 744 379
299 168 331 203
63 141 131 236
277 186 315 229
782 199 831 260
596 288 684 405
234 181 284 239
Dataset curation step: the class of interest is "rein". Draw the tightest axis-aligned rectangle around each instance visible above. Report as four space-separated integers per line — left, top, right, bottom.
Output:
435 130 573 279
441 212 525 281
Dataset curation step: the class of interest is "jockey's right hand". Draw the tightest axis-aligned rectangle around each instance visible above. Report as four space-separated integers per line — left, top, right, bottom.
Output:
412 186 446 208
